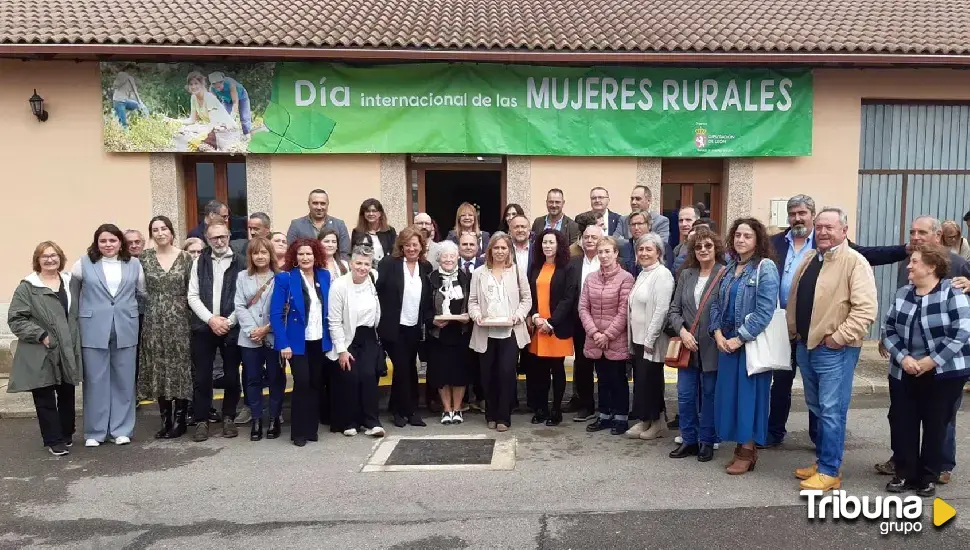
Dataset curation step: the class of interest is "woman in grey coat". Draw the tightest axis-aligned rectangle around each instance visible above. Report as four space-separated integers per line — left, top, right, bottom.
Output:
666 227 726 462
72 224 145 448
7 241 83 456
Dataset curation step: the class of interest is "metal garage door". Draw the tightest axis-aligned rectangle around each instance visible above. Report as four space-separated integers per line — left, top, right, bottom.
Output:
856 103 970 338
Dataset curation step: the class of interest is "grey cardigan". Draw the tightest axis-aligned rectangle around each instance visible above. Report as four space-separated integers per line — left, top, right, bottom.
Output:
233 271 275 348
667 264 725 372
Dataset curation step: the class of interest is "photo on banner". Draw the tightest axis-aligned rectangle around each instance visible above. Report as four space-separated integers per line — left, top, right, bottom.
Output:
101 62 813 157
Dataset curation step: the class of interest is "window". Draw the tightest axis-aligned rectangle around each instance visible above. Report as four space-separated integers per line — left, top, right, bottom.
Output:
183 157 248 240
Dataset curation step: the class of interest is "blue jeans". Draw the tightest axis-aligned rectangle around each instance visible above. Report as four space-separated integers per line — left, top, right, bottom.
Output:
677 366 717 445
767 343 819 445
113 100 139 128
219 94 253 134
240 346 285 420
797 343 862 477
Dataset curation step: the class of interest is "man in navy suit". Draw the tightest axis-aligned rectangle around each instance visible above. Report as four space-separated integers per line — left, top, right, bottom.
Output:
586 187 622 236
458 232 485 274
765 194 908 448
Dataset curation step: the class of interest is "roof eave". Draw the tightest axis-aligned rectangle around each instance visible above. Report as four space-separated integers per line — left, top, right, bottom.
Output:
2 44 970 66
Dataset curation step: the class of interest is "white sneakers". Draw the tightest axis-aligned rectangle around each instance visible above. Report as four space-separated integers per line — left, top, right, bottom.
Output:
86 436 130 447
84 439 100 447
440 411 464 425
364 427 385 438
114 436 131 445
343 428 358 437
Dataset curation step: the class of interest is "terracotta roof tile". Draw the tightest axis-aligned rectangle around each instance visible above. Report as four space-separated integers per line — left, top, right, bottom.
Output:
2 0 970 54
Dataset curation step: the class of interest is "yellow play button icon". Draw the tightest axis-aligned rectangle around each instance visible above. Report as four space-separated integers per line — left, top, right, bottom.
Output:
934 498 956 527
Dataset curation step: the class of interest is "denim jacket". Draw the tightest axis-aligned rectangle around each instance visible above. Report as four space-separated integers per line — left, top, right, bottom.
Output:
709 258 780 343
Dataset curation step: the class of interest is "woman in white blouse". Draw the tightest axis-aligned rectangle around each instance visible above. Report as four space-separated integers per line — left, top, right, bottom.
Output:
318 228 349 281
327 245 386 438
376 227 433 428
625 233 675 442
468 233 532 432
72 224 145 447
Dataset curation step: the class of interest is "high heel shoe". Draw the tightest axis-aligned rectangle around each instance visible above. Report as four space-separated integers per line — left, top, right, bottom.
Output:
163 399 188 439
726 447 757 475
250 419 264 441
545 410 563 426
266 417 282 439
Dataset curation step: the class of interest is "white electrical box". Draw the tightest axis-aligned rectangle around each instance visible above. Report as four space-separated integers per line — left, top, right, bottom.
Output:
769 199 790 228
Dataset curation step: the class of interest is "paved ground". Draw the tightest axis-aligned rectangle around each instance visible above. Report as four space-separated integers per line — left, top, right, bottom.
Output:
1 395 969 548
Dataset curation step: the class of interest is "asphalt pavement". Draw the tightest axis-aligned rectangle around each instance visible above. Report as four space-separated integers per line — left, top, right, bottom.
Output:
1 395 969 549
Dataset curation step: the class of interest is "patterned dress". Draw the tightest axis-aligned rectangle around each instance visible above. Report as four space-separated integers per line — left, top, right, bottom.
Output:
137 248 194 400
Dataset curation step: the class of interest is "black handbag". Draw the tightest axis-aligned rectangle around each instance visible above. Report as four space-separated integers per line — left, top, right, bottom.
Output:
368 272 389 378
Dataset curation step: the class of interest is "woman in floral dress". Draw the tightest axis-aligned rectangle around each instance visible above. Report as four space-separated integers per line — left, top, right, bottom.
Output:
138 215 194 439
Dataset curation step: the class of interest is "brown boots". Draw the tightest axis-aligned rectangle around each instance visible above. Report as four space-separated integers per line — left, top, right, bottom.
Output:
726 445 757 475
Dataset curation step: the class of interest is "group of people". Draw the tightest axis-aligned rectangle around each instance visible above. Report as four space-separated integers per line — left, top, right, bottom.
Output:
7 186 969 499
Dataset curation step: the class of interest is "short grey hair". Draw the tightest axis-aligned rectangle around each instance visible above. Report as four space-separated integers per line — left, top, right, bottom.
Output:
914 215 943 232
351 245 374 260
204 199 227 216
816 207 849 227
249 212 271 227
787 194 816 215
635 232 665 254
437 240 459 258
124 229 144 239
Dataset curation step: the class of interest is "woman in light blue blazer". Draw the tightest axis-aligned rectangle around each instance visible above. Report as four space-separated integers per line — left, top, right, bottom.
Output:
270 238 333 447
72 224 144 447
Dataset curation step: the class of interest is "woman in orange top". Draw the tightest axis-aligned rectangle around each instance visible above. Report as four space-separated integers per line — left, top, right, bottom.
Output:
527 228 579 426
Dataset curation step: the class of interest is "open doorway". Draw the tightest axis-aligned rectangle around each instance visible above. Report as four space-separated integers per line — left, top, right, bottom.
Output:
408 156 507 237
425 170 503 235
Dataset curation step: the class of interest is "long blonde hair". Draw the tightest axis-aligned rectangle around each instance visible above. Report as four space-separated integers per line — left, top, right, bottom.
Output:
485 233 515 269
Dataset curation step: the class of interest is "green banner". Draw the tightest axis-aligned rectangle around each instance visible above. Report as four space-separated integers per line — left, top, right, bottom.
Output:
101 62 812 156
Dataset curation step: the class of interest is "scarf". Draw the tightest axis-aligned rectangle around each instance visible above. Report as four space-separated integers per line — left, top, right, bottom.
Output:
438 264 460 289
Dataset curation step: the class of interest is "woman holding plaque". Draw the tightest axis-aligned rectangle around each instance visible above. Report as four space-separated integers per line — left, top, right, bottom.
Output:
424 241 472 425
526 229 577 426
376 226 433 428
468 234 532 432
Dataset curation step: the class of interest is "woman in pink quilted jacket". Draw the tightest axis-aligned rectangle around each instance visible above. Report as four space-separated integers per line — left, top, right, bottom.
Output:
578 236 635 435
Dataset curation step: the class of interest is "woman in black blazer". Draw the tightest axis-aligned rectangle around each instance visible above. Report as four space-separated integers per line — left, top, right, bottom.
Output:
526 229 578 426
376 226 433 428
351 199 397 266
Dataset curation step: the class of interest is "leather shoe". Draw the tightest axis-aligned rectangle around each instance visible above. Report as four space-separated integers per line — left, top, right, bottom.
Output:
408 414 427 427
886 477 914 493
610 421 629 436
250 419 263 442
586 418 612 432
545 410 563 426
916 482 936 497
393 414 408 428
531 411 547 424
266 417 282 439
697 443 714 462
669 442 700 459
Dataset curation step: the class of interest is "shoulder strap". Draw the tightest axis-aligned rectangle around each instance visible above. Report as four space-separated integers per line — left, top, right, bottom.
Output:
688 268 725 335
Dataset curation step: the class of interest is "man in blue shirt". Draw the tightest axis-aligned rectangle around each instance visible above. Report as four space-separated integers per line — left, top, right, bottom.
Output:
766 194 908 448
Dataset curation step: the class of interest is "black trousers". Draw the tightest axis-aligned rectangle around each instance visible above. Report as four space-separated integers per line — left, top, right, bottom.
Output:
290 339 326 441
387 325 421 418
468 349 486 403
330 329 382 432
32 383 75 447
523 349 541 411
532 356 566 414
571 328 595 413
631 346 666 422
480 336 519 425
191 330 241 422
889 372 966 485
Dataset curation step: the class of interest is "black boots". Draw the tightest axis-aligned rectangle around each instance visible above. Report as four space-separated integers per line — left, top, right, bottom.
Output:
251 419 264 441
669 442 700 459
266 417 282 439
163 399 188 439
545 410 563 426
155 399 174 439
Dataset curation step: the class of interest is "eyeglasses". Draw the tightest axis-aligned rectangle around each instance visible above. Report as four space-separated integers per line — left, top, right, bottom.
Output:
209 235 229 241
694 242 714 251
40 254 60 261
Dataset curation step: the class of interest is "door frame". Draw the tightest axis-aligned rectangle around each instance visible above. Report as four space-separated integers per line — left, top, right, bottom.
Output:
660 159 724 230
406 158 508 224
182 155 248 231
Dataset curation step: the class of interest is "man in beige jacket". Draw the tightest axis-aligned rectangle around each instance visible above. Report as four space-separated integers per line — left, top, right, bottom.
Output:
785 207 878 491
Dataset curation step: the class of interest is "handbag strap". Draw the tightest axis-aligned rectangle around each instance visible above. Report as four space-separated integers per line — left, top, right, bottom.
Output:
688 268 725 335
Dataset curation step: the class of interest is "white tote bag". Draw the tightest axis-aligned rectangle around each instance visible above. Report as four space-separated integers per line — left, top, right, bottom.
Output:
745 259 792 376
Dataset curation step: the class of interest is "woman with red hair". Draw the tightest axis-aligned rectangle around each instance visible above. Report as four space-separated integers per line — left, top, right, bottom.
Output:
270 238 333 447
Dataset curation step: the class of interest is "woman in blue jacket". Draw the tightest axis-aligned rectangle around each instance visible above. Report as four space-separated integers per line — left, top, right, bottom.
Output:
710 217 779 475
270 238 332 447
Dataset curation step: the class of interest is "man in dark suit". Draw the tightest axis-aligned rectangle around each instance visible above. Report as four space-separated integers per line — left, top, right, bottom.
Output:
531 188 580 245
586 186 622 236
765 194 908 449
229 212 272 258
457 231 486 411
619 211 673 277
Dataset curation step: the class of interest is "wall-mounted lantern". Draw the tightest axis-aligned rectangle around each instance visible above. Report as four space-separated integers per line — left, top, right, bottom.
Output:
29 89 49 122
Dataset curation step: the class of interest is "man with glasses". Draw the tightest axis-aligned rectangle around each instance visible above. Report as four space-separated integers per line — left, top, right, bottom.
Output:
187 222 244 442
619 212 672 277
587 187 621 235
413 212 441 268
188 200 230 240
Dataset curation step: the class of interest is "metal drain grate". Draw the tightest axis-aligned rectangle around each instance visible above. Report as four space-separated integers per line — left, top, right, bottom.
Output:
362 435 516 472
